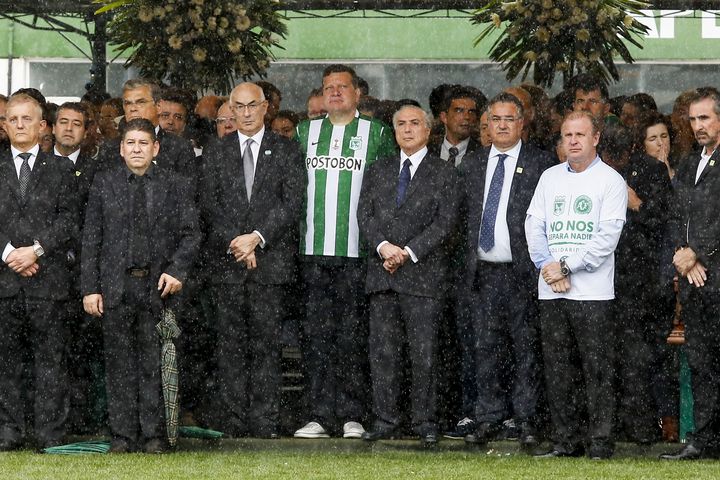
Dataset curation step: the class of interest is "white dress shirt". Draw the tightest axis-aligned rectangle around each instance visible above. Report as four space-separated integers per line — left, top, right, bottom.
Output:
53 147 80 165
3 145 41 262
440 137 470 166
478 141 521 263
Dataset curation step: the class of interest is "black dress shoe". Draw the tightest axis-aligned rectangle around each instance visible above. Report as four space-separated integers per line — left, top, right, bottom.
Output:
0 439 21 452
443 418 476 440
534 445 585 458
587 442 614 460
660 443 703 460
109 438 132 454
420 433 438 447
143 438 168 454
517 422 539 451
464 422 502 445
362 428 396 442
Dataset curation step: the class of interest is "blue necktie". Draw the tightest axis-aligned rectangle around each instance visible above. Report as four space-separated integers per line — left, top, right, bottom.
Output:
479 153 508 252
396 158 412 207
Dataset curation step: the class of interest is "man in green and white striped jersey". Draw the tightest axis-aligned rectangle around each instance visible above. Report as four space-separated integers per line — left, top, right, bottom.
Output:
293 65 396 440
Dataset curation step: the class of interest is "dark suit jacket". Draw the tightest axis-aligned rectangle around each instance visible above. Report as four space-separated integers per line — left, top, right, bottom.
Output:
97 128 196 179
0 150 79 300
358 152 461 299
199 130 305 286
460 143 554 290
670 147 720 293
81 165 201 310
428 136 481 165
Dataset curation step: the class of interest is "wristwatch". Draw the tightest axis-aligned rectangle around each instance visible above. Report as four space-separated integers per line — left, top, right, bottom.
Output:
559 257 570 277
33 240 44 258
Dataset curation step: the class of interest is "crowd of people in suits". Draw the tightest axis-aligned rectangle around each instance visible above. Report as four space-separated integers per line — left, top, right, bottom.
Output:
0 64 717 460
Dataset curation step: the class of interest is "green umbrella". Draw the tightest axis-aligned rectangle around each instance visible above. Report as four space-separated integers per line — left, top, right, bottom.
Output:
156 307 181 448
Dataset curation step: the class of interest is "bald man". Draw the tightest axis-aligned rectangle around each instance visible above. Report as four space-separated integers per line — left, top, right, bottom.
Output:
199 82 305 438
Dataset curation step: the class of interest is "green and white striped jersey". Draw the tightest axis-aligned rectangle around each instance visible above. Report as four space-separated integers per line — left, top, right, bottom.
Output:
296 112 396 258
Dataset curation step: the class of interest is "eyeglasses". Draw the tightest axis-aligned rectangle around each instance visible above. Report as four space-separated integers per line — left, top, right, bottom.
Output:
490 116 519 124
232 101 266 113
216 117 236 125
159 112 186 122
123 98 153 107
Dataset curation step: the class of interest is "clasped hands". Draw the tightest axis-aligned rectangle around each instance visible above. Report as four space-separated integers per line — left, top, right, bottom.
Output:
229 232 261 270
5 246 39 278
541 261 571 293
379 243 409 275
673 247 707 288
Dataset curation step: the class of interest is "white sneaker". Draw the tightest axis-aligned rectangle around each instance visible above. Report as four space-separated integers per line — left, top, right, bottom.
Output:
343 421 366 439
294 421 330 439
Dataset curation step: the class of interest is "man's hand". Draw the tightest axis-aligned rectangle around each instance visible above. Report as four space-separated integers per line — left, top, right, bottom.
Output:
541 261 566 285
18 263 39 277
83 294 104 317
379 243 408 273
243 251 257 270
686 262 707 288
673 247 697 276
6 246 38 274
229 233 261 262
549 277 571 293
627 186 643 212
158 273 183 298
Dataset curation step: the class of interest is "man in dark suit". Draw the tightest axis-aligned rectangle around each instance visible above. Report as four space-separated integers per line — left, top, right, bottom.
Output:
96 79 196 178
53 102 105 433
81 118 201 453
359 104 461 446
428 85 481 167
199 82 304 438
0 93 79 450
662 87 720 460
461 92 554 450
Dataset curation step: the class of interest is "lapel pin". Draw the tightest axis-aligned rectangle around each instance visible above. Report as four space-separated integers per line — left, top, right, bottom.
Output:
632 171 637 176
515 167 523 174
75 171 82 177
711 160 716 167
264 150 272 155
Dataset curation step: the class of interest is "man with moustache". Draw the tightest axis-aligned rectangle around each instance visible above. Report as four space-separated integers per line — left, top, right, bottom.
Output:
662 87 720 460
0 93 78 450
359 104 460 446
82 118 200 453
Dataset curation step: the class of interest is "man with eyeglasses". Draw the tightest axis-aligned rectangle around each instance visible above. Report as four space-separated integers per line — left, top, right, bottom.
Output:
570 73 620 128
0 94 8 149
199 82 304 439
293 64 396 441
460 92 554 451
215 101 237 139
97 79 195 177
429 85 481 167
157 88 194 137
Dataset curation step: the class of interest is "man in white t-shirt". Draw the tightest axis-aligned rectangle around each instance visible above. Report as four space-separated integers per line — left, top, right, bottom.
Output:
525 111 627 460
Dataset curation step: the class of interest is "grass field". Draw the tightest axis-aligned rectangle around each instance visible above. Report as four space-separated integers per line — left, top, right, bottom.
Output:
2 439 720 480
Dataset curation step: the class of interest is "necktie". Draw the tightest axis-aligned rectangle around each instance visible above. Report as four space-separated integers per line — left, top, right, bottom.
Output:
18 152 32 201
448 146 459 166
129 175 151 268
479 153 508 252
243 138 255 202
396 158 412 207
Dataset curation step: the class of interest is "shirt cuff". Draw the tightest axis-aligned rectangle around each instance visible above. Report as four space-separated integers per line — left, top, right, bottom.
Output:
253 230 266 249
2 242 14 263
376 240 389 258
404 246 418 263
565 255 585 274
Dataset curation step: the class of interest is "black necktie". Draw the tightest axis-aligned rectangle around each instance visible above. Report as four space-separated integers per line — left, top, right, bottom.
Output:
129 175 151 268
18 152 32 201
479 153 508 252
397 158 412 207
448 146 459 165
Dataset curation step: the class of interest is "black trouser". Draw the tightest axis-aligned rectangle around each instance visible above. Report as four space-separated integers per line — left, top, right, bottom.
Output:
539 299 614 450
472 262 541 425
613 275 672 440
0 294 68 446
103 276 164 446
368 291 439 435
683 288 720 449
300 259 368 432
213 281 285 436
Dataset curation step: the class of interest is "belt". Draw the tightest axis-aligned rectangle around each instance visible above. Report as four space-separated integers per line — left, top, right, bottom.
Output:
127 267 150 278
